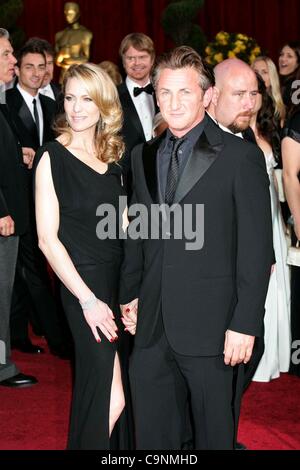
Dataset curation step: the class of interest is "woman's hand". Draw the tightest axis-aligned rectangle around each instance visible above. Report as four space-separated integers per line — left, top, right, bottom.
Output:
83 299 118 343
120 298 138 335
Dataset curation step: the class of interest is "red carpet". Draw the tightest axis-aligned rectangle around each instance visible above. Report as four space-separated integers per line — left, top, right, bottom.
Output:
0 336 299 450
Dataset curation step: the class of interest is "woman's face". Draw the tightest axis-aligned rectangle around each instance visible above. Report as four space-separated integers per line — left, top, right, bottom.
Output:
253 60 271 88
64 77 100 133
279 46 298 76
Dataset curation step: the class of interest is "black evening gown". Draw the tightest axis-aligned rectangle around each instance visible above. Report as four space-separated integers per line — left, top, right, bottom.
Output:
282 112 300 378
34 141 130 449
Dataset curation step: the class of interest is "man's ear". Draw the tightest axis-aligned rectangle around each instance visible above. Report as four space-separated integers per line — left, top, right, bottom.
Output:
211 86 220 106
15 66 20 78
203 86 213 108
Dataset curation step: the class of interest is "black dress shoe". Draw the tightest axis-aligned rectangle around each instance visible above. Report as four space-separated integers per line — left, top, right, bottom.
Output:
12 339 45 354
235 441 247 450
0 373 38 388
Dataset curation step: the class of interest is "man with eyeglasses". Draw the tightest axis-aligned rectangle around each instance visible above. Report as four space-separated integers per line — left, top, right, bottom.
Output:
118 32 157 195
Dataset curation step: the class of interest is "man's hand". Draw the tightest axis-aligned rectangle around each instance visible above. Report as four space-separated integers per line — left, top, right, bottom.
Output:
223 329 255 367
120 298 138 335
22 147 35 169
0 215 15 236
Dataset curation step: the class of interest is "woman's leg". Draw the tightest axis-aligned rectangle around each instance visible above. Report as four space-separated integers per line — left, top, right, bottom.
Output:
109 352 125 436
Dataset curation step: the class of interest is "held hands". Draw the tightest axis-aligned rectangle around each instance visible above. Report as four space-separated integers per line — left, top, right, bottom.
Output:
223 329 255 367
22 147 35 169
0 215 15 236
82 298 118 343
120 298 138 335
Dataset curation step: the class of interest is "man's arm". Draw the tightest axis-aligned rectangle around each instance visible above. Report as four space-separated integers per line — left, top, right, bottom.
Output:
224 144 273 365
119 147 144 305
282 136 300 239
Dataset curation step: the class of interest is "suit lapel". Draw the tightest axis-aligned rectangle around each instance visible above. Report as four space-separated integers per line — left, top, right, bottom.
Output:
14 90 39 145
142 134 165 204
173 117 224 204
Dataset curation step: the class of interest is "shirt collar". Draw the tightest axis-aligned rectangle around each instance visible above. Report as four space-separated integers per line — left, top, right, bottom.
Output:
17 83 39 102
126 76 151 97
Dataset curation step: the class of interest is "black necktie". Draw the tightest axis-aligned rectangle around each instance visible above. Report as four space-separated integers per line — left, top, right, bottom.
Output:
133 83 154 97
32 98 40 142
165 136 185 205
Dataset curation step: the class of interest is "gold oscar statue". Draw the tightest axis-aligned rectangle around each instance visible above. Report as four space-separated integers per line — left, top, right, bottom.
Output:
55 2 93 82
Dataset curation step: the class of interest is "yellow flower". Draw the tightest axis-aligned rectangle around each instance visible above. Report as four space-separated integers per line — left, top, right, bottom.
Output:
233 46 241 54
228 51 236 58
249 54 257 64
205 57 212 64
205 46 212 55
216 31 229 46
251 46 261 55
235 40 246 51
214 52 223 63
237 33 248 41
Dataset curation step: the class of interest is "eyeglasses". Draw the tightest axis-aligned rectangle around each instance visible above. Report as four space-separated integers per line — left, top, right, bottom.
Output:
124 54 150 63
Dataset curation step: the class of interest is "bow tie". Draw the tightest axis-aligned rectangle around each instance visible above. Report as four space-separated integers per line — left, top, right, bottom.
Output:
133 83 154 97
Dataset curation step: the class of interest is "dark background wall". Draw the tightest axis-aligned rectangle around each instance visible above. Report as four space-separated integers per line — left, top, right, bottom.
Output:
18 0 299 67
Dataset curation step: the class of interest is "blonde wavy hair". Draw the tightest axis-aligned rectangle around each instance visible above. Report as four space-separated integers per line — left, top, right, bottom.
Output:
54 63 124 163
252 56 286 125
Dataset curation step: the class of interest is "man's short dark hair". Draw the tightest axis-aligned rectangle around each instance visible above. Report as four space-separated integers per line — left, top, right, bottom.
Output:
16 42 46 67
25 37 55 58
151 46 215 92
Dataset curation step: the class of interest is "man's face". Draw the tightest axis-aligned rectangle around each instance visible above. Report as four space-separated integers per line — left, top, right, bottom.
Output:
214 70 258 133
42 52 54 87
0 37 17 84
16 53 46 96
156 67 211 138
123 46 154 85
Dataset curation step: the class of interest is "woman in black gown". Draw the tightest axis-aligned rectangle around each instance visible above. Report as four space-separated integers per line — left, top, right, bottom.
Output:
34 63 128 448
282 108 300 378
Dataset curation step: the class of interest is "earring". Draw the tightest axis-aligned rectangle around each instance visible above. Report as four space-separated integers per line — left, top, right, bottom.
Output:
96 117 105 133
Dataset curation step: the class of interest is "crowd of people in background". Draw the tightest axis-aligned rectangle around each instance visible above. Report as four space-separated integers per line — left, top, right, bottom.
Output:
0 25 300 450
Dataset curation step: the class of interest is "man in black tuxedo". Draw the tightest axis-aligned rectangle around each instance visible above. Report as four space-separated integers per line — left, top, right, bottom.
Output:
120 46 273 449
118 33 157 193
5 42 69 359
0 28 37 387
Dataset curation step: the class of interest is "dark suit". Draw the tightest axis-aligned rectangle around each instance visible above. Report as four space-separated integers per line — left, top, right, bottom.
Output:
0 105 28 381
120 116 273 449
6 87 56 150
118 81 157 194
5 88 66 352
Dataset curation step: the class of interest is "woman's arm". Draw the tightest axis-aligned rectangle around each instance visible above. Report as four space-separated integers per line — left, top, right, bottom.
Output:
35 151 118 342
282 137 300 239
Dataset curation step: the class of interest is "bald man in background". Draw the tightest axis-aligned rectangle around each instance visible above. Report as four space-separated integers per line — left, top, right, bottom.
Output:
207 59 272 449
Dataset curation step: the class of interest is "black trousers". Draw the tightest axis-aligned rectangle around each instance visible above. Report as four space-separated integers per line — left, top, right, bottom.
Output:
129 325 234 450
243 330 265 391
10 227 67 349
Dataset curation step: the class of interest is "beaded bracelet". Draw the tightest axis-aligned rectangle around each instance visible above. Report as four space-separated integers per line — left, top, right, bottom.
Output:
79 293 97 310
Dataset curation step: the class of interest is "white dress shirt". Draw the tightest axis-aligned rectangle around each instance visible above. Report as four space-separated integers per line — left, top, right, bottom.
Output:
17 84 44 145
126 76 155 141
39 83 55 101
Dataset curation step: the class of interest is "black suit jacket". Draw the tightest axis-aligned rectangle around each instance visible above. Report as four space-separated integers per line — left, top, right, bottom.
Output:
120 116 273 356
0 105 28 234
118 81 157 189
5 87 56 150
